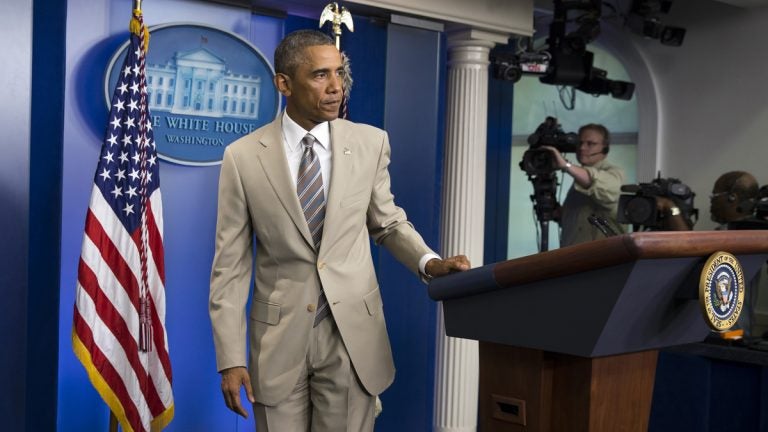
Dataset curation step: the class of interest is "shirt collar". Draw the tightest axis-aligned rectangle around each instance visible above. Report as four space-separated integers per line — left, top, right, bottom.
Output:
282 111 331 152
587 158 608 169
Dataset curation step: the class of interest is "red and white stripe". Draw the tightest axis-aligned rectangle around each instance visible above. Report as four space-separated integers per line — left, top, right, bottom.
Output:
73 186 173 432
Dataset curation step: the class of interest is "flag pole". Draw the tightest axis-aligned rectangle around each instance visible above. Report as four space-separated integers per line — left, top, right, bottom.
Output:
112 5 145 432
319 2 354 119
109 412 118 432
319 2 353 50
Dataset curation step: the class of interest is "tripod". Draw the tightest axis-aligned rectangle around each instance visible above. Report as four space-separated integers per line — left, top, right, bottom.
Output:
527 173 560 252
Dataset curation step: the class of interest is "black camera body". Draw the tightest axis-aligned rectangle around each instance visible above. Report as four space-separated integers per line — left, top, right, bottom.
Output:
618 176 697 229
489 1 636 100
728 185 768 230
520 117 578 176
491 51 551 83
755 186 768 220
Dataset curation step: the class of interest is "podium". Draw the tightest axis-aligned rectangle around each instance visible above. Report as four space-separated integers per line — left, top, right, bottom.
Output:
428 231 768 432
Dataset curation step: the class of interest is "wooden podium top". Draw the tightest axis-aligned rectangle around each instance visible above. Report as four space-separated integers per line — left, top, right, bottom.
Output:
430 230 768 301
428 230 768 357
494 230 768 290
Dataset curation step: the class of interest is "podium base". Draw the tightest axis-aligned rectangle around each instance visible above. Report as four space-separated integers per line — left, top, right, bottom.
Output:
479 342 658 432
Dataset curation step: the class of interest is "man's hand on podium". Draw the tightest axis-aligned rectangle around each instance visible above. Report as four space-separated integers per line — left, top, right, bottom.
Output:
425 255 471 279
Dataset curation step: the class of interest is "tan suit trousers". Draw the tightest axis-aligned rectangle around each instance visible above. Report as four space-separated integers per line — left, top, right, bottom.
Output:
253 317 376 431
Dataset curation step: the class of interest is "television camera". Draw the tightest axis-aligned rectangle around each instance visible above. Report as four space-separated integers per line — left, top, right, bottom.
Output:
491 0 635 100
492 49 551 84
726 185 768 230
520 116 578 176
756 186 768 220
520 117 579 251
617 174 698 230
627 0 686 47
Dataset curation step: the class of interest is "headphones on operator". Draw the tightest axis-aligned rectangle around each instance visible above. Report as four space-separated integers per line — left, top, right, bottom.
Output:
578 123 611 155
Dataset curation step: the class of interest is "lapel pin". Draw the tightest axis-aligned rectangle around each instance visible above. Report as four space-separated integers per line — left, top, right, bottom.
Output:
343 147 351 155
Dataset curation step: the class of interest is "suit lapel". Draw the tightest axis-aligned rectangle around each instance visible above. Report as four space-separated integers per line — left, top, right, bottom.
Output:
257 118 314 249
320 120 352 256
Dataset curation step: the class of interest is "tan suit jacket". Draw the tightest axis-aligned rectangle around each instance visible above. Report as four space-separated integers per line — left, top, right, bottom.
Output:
209 116 435 405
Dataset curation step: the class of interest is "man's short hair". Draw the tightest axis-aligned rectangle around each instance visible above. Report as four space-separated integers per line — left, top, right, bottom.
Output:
714 171 759 201
578 123 611 153
274 30 335 77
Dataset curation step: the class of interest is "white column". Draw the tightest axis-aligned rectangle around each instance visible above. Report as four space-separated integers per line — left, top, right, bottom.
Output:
433 30 506 432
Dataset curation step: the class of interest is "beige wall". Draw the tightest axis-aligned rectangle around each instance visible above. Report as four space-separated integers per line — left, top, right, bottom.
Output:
350 0 533 35
627 0 768 231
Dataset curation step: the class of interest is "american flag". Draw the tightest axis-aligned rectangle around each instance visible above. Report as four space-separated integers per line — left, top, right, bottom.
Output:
72 10 174 432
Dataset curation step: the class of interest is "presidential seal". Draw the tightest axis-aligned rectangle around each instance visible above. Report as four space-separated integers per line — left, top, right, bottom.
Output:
699 251 745 331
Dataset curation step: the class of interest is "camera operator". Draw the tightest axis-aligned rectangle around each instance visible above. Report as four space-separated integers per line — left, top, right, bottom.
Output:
710 171 762 229
709 171 767 340
543 123 625 246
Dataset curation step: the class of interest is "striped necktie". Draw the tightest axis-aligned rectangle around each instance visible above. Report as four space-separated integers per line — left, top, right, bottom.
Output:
297 134 330 326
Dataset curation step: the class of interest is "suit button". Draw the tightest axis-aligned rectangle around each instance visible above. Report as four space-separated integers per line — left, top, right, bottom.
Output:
317 261 325 270
307 304 316 312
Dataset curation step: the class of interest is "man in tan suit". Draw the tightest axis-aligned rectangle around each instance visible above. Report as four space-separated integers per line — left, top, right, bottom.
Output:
209 30 470 431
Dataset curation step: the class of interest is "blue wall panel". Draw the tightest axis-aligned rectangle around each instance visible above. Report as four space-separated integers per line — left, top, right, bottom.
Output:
379 23 443 432
650 351 768 432
485 65 514 265
28 1 67 429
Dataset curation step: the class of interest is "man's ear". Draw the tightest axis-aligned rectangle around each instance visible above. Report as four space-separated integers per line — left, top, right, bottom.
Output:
274 73 291 97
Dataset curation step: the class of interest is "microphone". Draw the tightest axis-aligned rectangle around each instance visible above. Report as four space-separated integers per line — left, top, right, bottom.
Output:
594 215 618 236
587 214 618 238
621 184 641 193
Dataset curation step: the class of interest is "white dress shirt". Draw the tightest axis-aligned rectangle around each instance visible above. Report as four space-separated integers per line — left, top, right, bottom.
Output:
281 111 332 199
280 111 440 277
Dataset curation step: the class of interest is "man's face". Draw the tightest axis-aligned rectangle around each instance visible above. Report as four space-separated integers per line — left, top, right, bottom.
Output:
277 45 343 131
576 129 607 167
709 184 732 224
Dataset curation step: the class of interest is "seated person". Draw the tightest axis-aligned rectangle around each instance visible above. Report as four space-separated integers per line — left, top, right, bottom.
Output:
710 171 760 229
709 171 767 339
